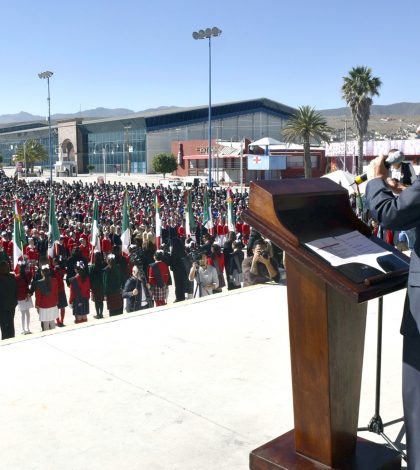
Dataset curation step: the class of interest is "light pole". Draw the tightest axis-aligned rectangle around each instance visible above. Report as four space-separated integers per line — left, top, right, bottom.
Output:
192 26 222 188
38 70 54 185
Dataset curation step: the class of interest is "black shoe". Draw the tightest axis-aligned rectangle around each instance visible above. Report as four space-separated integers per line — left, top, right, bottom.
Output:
93 315 103 319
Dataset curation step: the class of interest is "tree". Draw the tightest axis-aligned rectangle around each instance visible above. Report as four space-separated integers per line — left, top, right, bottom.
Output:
342 66 382 174
282 106 333 178
152 152 177 178
14 139 48 173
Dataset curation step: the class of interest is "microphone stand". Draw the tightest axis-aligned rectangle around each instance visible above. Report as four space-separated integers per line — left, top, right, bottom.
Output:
358 296 406 460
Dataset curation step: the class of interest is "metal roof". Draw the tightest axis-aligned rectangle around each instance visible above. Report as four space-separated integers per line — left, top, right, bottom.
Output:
81 98 297 129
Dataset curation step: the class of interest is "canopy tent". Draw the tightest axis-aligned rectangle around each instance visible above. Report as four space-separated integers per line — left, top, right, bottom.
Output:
321 170 359 194
249 137 284 156
249 137 283 147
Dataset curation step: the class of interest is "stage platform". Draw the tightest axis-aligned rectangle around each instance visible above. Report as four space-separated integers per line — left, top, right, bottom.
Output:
0 284 407 469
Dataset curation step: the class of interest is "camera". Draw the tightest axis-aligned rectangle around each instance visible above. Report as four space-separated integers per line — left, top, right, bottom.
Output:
261 250 269 259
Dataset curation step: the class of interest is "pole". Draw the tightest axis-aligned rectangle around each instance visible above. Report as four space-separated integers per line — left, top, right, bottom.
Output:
103 147 107 184
208 36 212 188
240 138 244 193
23 142 27 177
47 76 52 186
344 119 347 172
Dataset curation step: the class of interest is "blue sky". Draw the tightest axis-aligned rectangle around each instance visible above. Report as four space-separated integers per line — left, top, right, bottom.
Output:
1 0 420 115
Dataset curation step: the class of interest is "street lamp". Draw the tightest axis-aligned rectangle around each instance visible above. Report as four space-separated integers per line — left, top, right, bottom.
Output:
192 26 222 188
38 70 54 185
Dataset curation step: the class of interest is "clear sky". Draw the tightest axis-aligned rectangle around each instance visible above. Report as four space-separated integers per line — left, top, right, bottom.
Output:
1 0 420 116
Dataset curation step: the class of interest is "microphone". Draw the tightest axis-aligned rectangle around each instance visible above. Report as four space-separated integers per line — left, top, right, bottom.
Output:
354 150 404 185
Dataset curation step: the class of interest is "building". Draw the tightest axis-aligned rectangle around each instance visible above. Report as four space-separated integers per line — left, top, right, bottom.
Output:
325 139 420 172
0 98 326 179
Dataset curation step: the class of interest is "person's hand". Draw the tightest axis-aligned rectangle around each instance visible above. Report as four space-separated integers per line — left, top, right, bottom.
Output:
386 178 406 194
368 154 388 180
132 288 138 296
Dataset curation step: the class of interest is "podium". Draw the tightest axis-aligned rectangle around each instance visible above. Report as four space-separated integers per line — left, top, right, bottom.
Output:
242 179 408 470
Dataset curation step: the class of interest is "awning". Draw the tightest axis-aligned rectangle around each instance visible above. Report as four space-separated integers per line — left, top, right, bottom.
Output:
183 154 244 160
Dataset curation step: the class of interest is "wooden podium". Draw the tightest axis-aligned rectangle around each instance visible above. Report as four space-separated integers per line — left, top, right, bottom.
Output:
242 179 408 470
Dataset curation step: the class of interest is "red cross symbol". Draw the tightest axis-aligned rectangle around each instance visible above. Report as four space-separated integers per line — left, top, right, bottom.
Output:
253 156 261 164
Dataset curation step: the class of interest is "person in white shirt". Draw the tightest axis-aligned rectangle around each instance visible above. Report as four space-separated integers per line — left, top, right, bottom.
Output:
188 252 218 297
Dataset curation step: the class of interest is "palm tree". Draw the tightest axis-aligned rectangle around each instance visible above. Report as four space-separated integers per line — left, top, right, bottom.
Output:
282 106 333 178
342 66 382 174
14 139 48 173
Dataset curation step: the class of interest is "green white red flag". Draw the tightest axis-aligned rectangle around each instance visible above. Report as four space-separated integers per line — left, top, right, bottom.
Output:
13 199 26 270
227 188 236 232
185 190 196 237
155 192 161 249
48 193 60 259
121 189 131 255
202 188 214 235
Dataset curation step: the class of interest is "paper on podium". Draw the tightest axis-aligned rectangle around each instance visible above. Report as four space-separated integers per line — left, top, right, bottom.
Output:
305 230 391 273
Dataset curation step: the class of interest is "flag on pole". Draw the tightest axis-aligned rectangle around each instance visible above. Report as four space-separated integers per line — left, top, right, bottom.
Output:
48 193 60 260
13 199 26 270
202 188 214 235
90 199 100 257
227 188 236 232
185 190 196 237
121 189 131 255
155 191 161 249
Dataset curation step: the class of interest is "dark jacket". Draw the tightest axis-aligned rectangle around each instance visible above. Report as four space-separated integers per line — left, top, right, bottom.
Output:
0 273 17 311
122 276 150 312
103 266 122 296
366 176 420 336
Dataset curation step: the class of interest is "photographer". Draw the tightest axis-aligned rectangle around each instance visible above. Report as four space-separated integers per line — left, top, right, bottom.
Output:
188 251 218 298
242 239 279 287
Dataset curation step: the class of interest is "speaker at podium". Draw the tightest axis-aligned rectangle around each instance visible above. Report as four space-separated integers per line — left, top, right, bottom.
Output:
242 178 409 470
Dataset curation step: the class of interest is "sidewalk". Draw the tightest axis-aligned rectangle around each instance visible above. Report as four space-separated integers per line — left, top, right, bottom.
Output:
1 284 408 469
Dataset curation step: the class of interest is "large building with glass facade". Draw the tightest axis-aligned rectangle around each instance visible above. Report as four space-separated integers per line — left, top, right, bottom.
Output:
0 98 297 175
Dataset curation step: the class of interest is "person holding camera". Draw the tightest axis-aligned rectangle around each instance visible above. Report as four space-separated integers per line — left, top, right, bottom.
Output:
242 239 280 287
188 251 218 298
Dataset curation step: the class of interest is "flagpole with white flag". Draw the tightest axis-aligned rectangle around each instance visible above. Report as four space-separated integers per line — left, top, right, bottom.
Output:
90 199 101 260
13 199 26 270
155 191 161 249
48 193 60 260
121 189 131 255
227 188 236 232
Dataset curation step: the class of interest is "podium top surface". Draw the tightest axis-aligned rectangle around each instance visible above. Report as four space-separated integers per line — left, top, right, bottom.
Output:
242 179 409 303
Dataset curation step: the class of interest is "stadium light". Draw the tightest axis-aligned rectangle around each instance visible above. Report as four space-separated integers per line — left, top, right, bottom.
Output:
192 27 222 188
38 71 54 185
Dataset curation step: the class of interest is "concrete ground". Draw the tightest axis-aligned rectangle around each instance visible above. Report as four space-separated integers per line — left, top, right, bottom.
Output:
0 283 408 469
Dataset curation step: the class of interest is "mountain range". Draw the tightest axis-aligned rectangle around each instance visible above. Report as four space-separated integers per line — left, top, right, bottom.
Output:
1 102 420 138
0 106 181 125
320 102 420 117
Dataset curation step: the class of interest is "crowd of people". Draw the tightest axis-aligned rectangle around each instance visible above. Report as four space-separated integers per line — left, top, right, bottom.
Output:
0 177 282 340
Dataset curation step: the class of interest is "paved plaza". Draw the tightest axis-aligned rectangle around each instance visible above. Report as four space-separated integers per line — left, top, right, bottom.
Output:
0 283 408 469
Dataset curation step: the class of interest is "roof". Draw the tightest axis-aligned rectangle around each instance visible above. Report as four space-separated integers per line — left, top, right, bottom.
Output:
81 98 297 130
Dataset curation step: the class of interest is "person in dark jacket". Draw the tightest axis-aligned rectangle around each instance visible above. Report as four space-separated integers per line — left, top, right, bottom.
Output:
89 251 105 319
122 265 151 312
169 237 188 302
0 260 17 339
103 254 123 316
366 154 420 469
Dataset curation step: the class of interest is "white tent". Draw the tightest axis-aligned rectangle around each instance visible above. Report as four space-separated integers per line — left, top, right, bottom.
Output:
321 170 358 194
249 137 283 147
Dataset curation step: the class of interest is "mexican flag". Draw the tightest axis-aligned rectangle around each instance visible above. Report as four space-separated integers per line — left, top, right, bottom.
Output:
13 199 26 270
227 188 236 232
185 190 196 237
155 192 161 249
202 188 214 235
48 193 60 259
121 189 131 255
90 199 101 256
